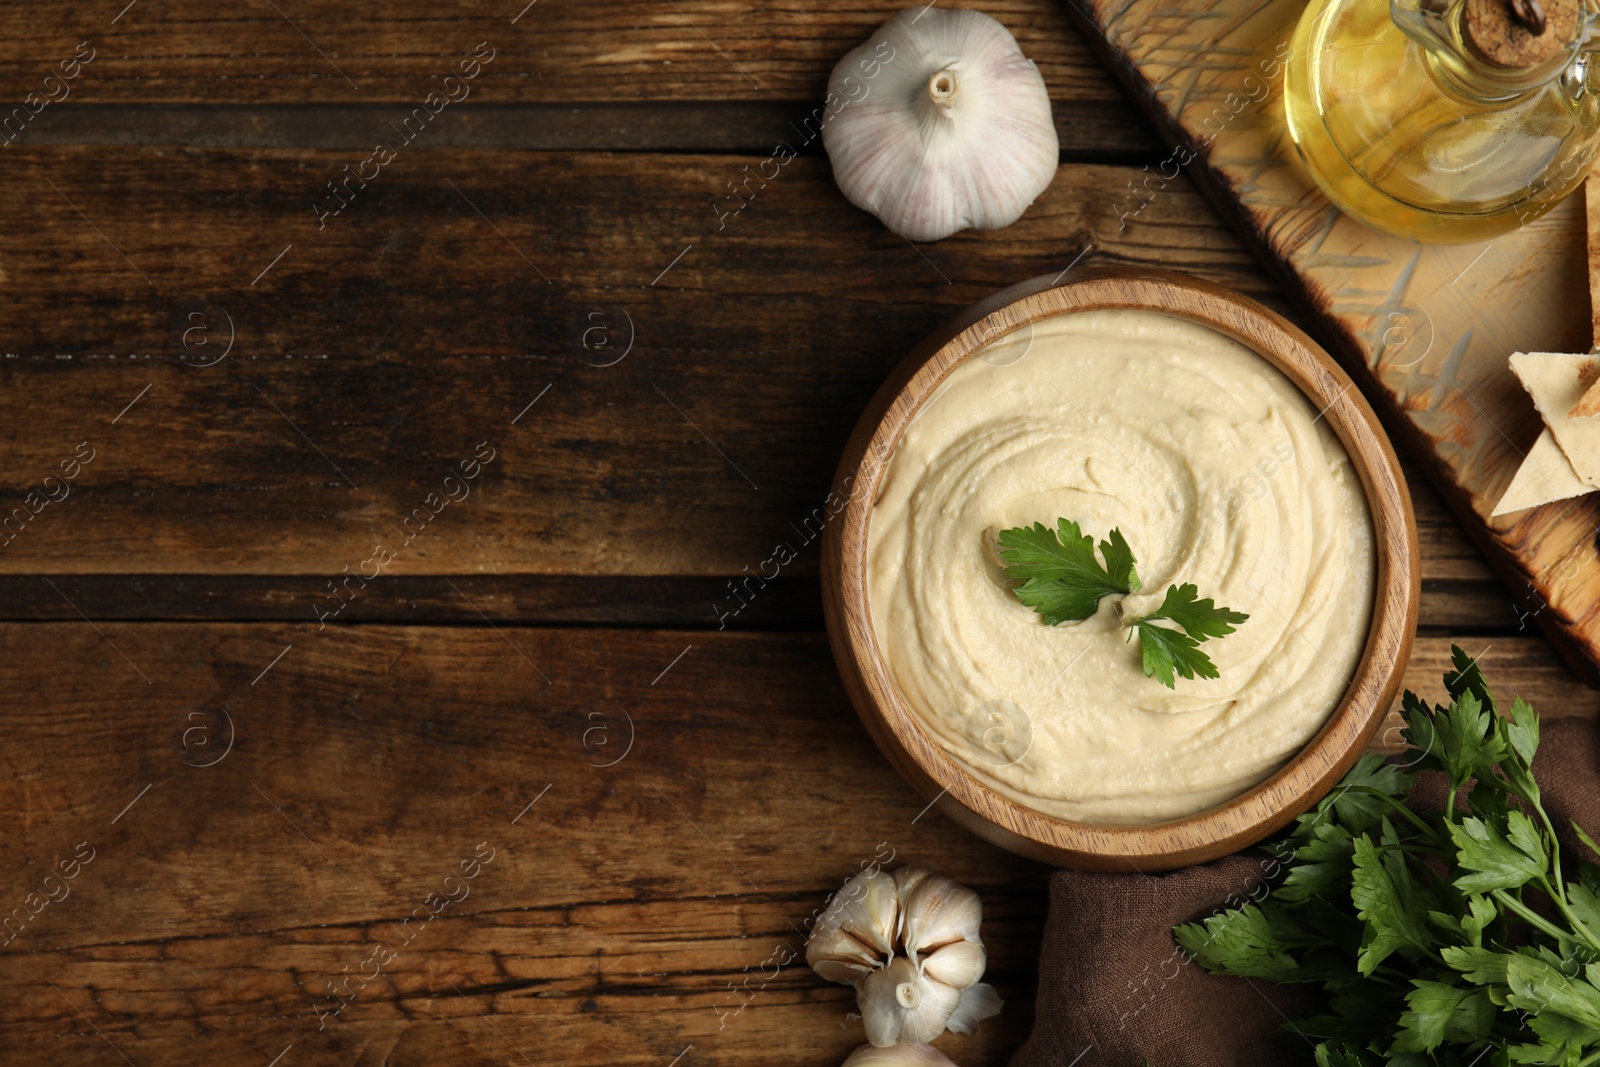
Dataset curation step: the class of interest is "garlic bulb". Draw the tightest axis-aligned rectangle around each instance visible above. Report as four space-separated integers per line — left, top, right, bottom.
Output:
842 1043 961 1067
807 866 1002 1046
821 7 1058 242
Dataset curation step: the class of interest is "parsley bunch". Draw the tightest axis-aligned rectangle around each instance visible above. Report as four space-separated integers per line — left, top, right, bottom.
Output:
1175 648 1600 1066
996 518 1247 689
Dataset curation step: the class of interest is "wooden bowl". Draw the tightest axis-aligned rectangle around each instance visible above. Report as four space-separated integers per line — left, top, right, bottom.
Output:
821 268 1419 871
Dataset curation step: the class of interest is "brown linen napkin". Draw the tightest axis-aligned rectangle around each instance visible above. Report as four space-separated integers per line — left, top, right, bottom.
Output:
1010 717 1600 1067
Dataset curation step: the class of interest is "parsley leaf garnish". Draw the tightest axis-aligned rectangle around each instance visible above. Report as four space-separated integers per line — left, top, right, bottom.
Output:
995 520 1139 625
996 519 1246 689
1135 582 1250 641
1126 582 1249 689
1130 621 1217 689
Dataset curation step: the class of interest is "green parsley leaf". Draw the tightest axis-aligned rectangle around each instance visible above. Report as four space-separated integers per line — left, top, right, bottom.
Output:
1135 582 1249 642
1507 696 1541 765
1097 527 1141 593
1575 823 1600 863
1011 576 1108 628
1567 882 1600 942
1393 981 1495 1053
1440 944 1512 987
1279 822 1357 903
1444 644 1496 715
1133 620 1219 690
1172 904 1305 982
1445 690 1504 787
997 519 1135 626
1319 755 1420 837
1350 827 1435 974
1397 690 1444 775
1461 895 1498 948
1313 1044 1379 1067
1449 814 1546 895
1128 583 1248 689
1505 951 1600 1031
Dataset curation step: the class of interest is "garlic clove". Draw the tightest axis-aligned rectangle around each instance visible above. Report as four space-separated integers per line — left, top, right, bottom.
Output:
859 956 961 1046
852 868 904 955
808 868 901 979
892 865 931 902
918 938 987 990
821 7 1058 242
901 873 984 967
813 957 876 986
891 865 931 945
944 981 1004 1035
807 923 883 973
842 1043 961 1067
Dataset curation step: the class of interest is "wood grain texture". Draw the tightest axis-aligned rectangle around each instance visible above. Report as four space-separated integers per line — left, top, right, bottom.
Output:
0 573 828 626
0 147 1271 580
15 101 1161 158
1589 177 1600 351
0 0 1113 106
1067 0 1600 682
0 624 1047 1066
822 268 1418 870
0 623 1580 1067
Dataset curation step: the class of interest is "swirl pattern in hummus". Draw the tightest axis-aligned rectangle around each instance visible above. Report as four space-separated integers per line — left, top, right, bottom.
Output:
866 309 1375 825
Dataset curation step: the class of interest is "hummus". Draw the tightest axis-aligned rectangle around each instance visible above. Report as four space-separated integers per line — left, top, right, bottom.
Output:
866 309 1374 825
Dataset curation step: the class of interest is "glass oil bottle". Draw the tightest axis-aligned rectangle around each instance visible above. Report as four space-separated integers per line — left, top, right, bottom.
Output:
1283 0 1600 243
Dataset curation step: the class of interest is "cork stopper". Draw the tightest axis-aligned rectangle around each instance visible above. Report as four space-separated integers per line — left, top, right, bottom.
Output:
1464 0 1579 68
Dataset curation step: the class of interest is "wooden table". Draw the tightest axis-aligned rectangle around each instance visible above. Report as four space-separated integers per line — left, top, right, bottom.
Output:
2 2 1595 1064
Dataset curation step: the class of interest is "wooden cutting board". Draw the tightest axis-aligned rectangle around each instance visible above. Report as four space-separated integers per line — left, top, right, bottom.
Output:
1064 0 1600 681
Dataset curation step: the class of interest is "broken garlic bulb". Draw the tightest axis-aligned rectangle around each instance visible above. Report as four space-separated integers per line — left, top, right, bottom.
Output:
807 866 1002 1046
842 1043 960 1067
821 7 1058 242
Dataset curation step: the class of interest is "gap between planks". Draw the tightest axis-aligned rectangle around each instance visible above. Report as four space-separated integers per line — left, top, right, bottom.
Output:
13 102 1160 157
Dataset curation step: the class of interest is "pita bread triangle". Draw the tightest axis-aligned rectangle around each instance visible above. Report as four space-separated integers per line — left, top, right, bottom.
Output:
1508 351 1600 490
1485 177 1600 517
1571 376 1600 418
1492 426 1593 515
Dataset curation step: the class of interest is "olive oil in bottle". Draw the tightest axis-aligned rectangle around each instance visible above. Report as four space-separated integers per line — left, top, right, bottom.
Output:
1283 0 1600 243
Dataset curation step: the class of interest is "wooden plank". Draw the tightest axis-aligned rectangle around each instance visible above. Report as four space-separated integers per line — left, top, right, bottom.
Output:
1403 459 1496 584
0 1 1117 107
10 101 1161 158
0 625 1046 1065
0 148 1271 579
0 570 1516 634
0 453 1502 628
1065 0 1600 680
0 624 1585 1066
0 574 827 626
